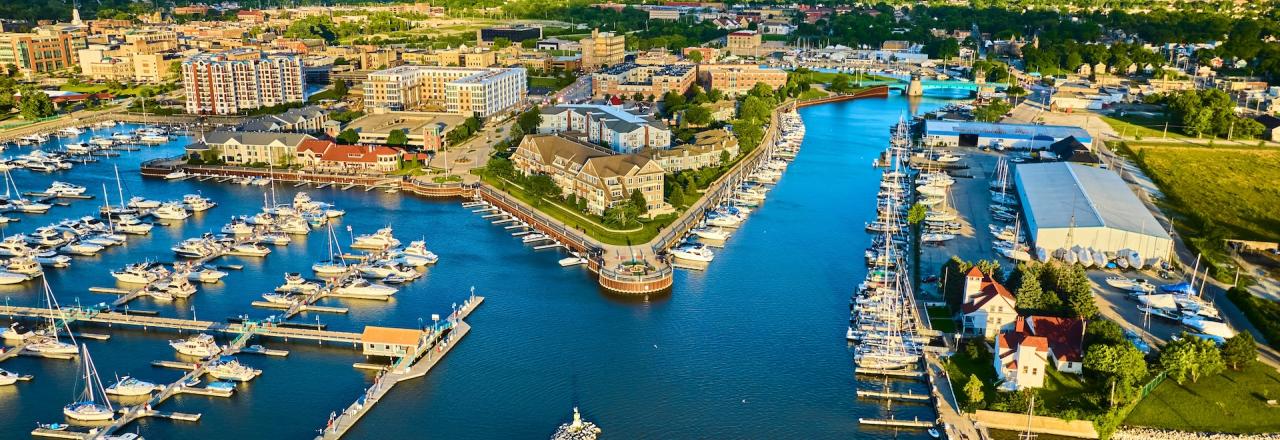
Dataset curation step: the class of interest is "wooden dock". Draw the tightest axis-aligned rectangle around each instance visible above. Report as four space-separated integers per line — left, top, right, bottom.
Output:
857 389 932 402
858 417 935 428
314 295 484 440
855 367 926 379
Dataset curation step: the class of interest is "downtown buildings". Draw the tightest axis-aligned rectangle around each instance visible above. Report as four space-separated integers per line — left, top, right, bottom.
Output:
362 65 527 118
182 49 305 115
0 27 79 75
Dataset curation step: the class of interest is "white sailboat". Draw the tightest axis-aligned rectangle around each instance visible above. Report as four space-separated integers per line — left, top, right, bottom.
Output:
312 223 348 275
26 279 78 355
63 344 115 421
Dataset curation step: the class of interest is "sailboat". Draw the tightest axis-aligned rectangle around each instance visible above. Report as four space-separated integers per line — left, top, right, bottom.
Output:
99 166 138 219
312 223 348 275
63 344 115 421
26 279 79 355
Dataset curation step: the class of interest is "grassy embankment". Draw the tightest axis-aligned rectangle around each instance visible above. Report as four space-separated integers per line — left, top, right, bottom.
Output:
1124 362 1280 433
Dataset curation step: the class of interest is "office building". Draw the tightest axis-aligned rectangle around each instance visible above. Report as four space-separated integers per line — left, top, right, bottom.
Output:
580 28 625 70
363 65 526 117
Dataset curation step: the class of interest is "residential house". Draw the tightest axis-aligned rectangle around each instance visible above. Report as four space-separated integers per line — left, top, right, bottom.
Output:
960 267 1018 339
189 131 314 166
993 322 1049 390
1022 315 1086 374
538 104 672 153
643 128 739 172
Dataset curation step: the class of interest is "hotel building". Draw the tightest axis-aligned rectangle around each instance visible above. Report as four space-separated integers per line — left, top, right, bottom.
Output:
364 65 527 117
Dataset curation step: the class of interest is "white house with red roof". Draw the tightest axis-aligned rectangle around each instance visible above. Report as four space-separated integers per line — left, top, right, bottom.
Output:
1023 315 1086 374
994 320 1049 391
960 267 1018 339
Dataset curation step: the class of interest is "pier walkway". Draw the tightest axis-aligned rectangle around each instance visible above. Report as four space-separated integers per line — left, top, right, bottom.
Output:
2 305 363 345
315 295 484 440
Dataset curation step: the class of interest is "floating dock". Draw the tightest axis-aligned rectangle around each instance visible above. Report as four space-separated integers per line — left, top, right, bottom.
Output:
856 389 932 402
858 417 934 428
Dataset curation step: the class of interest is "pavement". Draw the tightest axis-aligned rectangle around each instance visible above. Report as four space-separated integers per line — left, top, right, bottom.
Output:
919 149 1003 300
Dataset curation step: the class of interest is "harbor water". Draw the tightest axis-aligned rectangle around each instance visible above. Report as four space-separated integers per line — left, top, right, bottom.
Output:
0 93 953 438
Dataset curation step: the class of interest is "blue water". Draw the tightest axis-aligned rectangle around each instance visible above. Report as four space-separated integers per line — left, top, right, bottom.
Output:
0 94 952 438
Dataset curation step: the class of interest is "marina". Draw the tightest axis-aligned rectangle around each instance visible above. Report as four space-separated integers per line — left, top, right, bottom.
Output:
0 94 957 438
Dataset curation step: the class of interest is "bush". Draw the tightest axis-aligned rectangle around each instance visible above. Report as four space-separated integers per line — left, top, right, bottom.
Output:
1226 287 1280 349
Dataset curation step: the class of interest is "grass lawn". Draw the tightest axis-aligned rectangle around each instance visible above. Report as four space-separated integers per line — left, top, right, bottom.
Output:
1125 363 1280 433
927 306 956 333
528 76 575 90
789 70 897 85
1100 114 1185 140
945 342 999 406
480 173 669 246
1119 143 1280 243
798 89 829 100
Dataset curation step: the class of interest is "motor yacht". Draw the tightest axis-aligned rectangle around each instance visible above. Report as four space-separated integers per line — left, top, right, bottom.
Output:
57 127 84 137
181 194 216 212
671 244 715 263
125 197 161 210
692 226 730 241
274 216 310 235
111 262 169 284
204 357 260 382
169 334 221 358
276 273 320 294
25 227 72 247
6 256 44 276
220 217 254 235
149 202 190 221
146 277 196 299
261 292 300 304
114 215 153 234
258 232 292 245
184 265 227 283
333 276 397 298
351 227 400 249
0 270 28 284
229 243 270 257
9 198 52 213
0 236 31 256
45 181 87 196
104 376 157 397
2 322 34 341
0 368 24 386
392 240 438 266
59 241 104 256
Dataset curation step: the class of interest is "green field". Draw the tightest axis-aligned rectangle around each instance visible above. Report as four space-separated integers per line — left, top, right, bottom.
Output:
1125 363 1280 433
798 89 830 100
480 173 669 246
1100 114 1185 140
1122 144 1280 243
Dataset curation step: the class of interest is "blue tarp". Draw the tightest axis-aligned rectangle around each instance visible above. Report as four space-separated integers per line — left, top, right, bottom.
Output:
1160 282 1194 295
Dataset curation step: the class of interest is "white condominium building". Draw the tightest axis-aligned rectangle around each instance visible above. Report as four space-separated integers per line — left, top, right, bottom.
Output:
364 65 527 117
183 49 305 115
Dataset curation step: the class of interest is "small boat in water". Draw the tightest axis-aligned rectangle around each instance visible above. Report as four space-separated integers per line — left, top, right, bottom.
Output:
104 375 157 396
204 357 260 382
63 344 115 421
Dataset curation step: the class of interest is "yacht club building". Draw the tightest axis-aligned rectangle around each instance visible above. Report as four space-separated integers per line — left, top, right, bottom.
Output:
923 120 1093 150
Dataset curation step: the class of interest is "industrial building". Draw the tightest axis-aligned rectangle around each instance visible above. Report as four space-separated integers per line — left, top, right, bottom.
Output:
923 121 1093 150
1014 162 1173 263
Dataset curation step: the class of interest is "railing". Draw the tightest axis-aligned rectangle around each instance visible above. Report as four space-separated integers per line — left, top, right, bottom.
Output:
477 185 602 255
598 264 673 283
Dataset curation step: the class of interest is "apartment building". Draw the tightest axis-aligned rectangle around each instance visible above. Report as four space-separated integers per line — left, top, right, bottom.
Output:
123 31 178 54
580 28 625 71
538 104 671 153
592 62 696 100
79 49 167 83
643 128 739 172
512 134 666 215
724 30 762 57
363 65 526 117
698 64 787 96
182 49 305 115
0 28 78 75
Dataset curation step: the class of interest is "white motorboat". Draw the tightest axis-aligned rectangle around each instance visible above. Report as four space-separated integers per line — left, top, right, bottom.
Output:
0 270 28 284
182 194 216 212
393 240 438 266
185 265 228 283
261 292 300 304
63 345 115 421
0 368 24 385
220 218 254 235
559 256 588 267
522 233 550 244
9 198 52 213
57 127 84 137
204 357 260 382
151 202 190 220
26 227 72 247
258 232 292 245
351 227 400 249
276 273 320 294
312 260 348 275
246 212 274 226
115 216 153 234
140 134 170 145
2 322 34 341
34 252 72 268
6 256 44 276
59 242 104 256
64 143 92 155
355 261 402 279
0 236 31 256
274 216 311 235
333 276 397 298
126 197 161 209
111 262 168 284
671 245 715 263
692 226 730 241
46 181 87 196
147 276 197 298
169 333 221 358
89 137 115 147
104 376 157 397
229 243 270 257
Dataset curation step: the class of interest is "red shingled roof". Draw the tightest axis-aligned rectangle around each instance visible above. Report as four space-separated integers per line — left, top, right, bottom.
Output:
297 139 334 155
961 268 1015 313
1026 316 1085 363
320 144 400 163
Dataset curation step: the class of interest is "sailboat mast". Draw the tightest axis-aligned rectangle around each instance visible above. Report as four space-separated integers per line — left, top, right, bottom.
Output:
114 165 126 209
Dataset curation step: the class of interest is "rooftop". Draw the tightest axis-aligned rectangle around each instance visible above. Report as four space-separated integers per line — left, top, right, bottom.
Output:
925 120 1093 143
361 326 422 346
1015 162 1172 239
345 112 464 135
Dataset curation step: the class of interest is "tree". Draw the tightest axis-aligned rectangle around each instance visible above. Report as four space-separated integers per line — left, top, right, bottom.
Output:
632 92 644 102
662 91 687 110
1221 333 1257 370
1161 334 1226 384
19 89 54 120
687 50 703 63
748 82 774 98
492 37 512 50
738 96 771 123
906 203 926 224
963 374 985 409
1084 319 1126 347
517 107 542 135
974 99 1012 122
485 157 515 179
333 79 349 97
668 185 685 207
1005 85 1027 106
829 74 853 93
526 174 560 205
719 150 730 165
1083 343 1149 406
707 88 724 103
386 129 408 147
1011 263 1047 312
684 105 711 126
628 189 649 215
337 129 359 145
